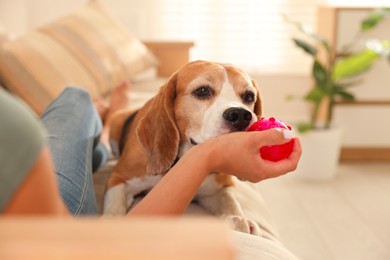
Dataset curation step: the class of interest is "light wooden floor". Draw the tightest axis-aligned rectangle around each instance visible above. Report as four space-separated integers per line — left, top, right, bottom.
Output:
256 162 390 260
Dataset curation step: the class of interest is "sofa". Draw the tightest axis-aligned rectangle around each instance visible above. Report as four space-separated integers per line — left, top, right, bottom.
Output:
0 2 298 259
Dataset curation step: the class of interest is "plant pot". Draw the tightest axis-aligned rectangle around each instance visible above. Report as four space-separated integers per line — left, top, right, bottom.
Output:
295 127 344 181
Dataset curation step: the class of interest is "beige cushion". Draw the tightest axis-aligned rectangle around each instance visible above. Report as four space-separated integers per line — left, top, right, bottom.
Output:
0 2 157 115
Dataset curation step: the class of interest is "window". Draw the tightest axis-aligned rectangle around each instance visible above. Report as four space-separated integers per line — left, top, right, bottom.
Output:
152 0 323 75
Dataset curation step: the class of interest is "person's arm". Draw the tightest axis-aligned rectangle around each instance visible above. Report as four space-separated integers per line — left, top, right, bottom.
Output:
4 147 70 216
128 128 301 216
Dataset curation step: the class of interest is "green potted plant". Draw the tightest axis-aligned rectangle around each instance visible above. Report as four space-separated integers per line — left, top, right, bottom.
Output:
284 8 390 180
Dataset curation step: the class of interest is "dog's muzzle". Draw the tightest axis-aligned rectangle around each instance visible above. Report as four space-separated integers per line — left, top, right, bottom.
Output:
223 107 252 131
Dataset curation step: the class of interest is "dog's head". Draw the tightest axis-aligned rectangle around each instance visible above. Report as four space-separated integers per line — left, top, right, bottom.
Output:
137 60 262 175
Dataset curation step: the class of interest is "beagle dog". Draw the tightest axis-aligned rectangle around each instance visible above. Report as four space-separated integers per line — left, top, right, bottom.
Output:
104 60 263 235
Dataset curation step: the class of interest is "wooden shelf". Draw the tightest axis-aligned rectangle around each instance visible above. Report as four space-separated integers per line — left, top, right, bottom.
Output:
318 7 390 160
143 41 194 77
341 147 390 161
336 100 390 105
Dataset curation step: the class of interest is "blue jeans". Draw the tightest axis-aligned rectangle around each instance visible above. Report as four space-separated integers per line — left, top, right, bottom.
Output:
41 87 109 216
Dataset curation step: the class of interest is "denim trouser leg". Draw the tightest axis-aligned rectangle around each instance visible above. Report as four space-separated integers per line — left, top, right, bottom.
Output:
41 87 109 216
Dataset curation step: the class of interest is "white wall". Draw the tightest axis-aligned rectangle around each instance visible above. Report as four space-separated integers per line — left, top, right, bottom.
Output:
333 9 390 147
0 0 312 123
0 0 166 39
1 0 389 147
252 74 312 125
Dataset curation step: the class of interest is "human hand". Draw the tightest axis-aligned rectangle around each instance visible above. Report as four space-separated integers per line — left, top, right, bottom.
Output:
201 128 302 182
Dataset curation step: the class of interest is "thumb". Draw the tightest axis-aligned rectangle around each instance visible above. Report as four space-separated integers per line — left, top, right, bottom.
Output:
255 128 294 147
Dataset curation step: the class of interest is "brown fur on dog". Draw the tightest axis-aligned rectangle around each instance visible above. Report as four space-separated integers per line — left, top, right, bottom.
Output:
104 60 262 223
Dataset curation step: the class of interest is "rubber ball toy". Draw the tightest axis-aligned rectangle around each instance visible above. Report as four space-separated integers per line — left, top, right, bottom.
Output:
247 117 294 162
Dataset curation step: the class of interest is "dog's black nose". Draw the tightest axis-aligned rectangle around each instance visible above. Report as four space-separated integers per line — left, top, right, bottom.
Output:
223 107 252 131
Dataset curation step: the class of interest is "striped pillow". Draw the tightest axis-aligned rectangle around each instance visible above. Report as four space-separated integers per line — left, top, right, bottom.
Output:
0 2 157 115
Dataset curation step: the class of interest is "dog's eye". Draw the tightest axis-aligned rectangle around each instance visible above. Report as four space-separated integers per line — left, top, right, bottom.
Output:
243 91 255 104
192 86 213 99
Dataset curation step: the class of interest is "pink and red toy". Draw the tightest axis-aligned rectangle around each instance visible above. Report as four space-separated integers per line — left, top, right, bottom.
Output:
247 117 294 162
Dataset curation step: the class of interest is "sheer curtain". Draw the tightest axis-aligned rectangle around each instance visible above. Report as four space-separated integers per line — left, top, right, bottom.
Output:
152 0 322 75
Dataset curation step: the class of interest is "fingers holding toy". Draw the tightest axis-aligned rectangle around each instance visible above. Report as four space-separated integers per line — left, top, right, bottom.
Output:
202 129 300 182
255 136 302 181
249 127 293 148
202 117 301 183
234 129 301 182
244 117 301 181
247 117 295 162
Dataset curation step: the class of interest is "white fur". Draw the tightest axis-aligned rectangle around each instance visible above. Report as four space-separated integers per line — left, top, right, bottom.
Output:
196 175 225 197
104 175 161 216
186 70 260 234
190 71 257 144
103 183 127 216
196 178 262 235
125 175 162 199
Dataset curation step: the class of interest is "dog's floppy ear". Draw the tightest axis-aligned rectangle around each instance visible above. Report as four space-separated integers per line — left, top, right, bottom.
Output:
136 73 180 175
252 79 262 117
